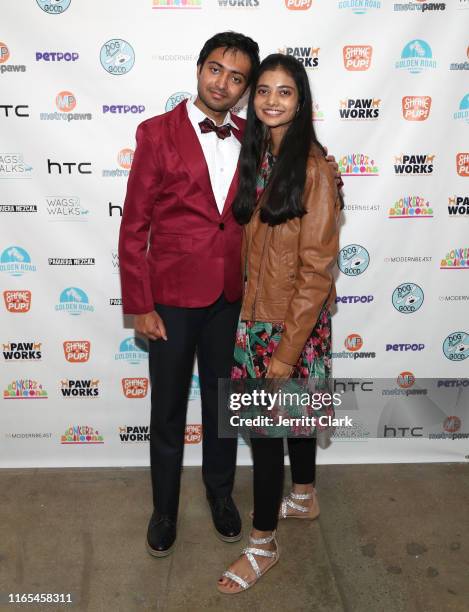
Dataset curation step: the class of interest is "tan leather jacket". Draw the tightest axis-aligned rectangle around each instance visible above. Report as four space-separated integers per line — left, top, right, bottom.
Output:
240 151 341 366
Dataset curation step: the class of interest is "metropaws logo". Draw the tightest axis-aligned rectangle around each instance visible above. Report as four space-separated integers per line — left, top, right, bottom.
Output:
0 42 27 74
332 333 376 360
456 153 469 177
338 154 378 176
115 337 148 365
3 342 42 361
279 46 319 69
440 248 469 269
0 154 33 178
395 39 436 74
40 91 92 122
392 282 424 313
55 287 94 316
338 0 381 14
36 0 71 14
61 425 104 444
102 149 134 178
450 45 469 71
46 196 89 220
402 96 432 121
3 290 31 313
0 247 36 276
165 91 191 112
343 46 372 71
394 153 434 175
4 379 48 399
122 378 149 398
388 196 433 218
339 98 380 120
63 340 90 362
60 379 100 398
185 424 202 444
338 244 370 276
454 93 469 124
443 332 469 361
448 196 469 216
394 0 446 11
100 39 135 75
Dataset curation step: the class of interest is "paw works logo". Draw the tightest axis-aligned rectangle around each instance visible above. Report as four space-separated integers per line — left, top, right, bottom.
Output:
338 0 381 14
394 153 434 175
2 342 42 361
443 332 469 361
55 287 94 316
339 98 380 120
440 248 469 269
448 196 469 216
396 40 436 74
61 425 104 444
279 47 319 69
4 379 48 399
115 337 148 365
388 196 433 218
454 93 469 124
0 247 36 276
60 379 100 398
338 154 378 176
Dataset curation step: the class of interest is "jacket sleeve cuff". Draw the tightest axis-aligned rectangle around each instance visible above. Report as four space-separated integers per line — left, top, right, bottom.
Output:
271 342 301 367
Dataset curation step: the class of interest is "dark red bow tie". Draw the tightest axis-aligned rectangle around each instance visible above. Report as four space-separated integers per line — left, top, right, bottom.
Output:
198 117 233 140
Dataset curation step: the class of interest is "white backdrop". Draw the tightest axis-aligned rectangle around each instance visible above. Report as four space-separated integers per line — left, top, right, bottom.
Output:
1 0 468 468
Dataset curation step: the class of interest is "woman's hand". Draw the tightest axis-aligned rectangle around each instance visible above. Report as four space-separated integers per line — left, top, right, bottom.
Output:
266 355 293 379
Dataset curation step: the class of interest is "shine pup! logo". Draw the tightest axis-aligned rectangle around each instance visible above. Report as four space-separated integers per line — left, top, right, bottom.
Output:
61 425 103 444
2 342 42 361
3 290 31 313
394 153 434 175
338 244 370 276
338 0 381 14
279 47 319 69
63 340 90 362
448 195 469 216
343 46 372 71
396 40 436 74
454 93 469 124
285 0 312 8
100 39 135 75
4 379 47 399
36 0 71 14
121 378 149 398
165 91 191 112
339 98 380 120
55 287 94 316
0 247 36 276
185 424 202 444
457 153 469 177
443 332 469 361
388 196 433 218
60 379 100 398
440 248 469 269
115 337 148 365
392 283 424 313
102 149 134 177
402 96 432 121
339 154 378 176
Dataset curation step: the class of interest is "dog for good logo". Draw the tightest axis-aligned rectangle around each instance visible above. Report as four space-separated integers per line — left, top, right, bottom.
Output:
3 290 31 313
339 98 380 120
122 378 149 398
61 425 104 444
344 333 363 352
388 195 433 218
440 248 469 269
3 342 42 361
454 93 469 124
338 244 370 276
63 340 90 362
338 153 378 176
397 371 415 389
4 379 48 399
448 195 469 216
392 283 424 313
0 247 36 276
394 153 434 175
279 47 319 68
456 153 469 177
100 39 135 75
37 0 71 13
165 91 191 112
60 379 100 398
343 46 372 71
152 0 202 8
402 96 432 121
115 337 148 365
443 331 469 361
55 287 94 316
0 154 33 178
185 424 202 444
396 39 436 74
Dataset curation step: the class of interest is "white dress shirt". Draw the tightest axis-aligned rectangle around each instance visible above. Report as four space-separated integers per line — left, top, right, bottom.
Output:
186 96 241 215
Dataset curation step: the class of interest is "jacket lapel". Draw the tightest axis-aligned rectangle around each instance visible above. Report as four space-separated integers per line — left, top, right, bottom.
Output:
221 113 245 220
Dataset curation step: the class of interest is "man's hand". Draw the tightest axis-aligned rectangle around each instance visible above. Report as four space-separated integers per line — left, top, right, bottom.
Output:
324 146 344 189
134 310 167 341
266 355 293 379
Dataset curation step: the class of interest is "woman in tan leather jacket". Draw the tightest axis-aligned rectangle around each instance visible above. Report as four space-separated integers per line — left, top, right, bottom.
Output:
218 53 342 594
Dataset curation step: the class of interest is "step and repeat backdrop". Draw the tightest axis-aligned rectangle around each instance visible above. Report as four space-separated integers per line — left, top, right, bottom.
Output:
1 0 468 468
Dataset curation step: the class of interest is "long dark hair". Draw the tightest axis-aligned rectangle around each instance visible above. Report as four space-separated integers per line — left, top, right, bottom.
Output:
233 53 329 226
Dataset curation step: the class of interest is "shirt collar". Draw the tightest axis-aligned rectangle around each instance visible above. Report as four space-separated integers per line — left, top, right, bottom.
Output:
187 95 237 129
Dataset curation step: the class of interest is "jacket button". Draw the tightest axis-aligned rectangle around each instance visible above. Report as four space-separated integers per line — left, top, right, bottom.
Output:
219 223 225 230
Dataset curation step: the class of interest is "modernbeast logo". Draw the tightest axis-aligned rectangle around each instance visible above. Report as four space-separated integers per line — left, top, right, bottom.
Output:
119 426 150 443
456 153 469 176
339 98 380 120
100 39 135 75
448 196 469 216
0 42 27 74
396 39 436 74
4 379 47 399
0 105 29 117
388 196 433 218
386 343 425 352
338 0 381 14
440 248 469 269
3 290 31 313
3 342 42 360
454 93 469 124
394 154 434 175
338 244 370 276
402 96 432 121
338 154 378 176
61 425 104 444
279 47 319 68
36 52 79 62
394 1 446 11
122 378 149 398
46 196 89 219
55 287 94 316
185 424 202 444
36 0 71 14
102 149 134 178
60 379 99 398
343 46 372 71
165 92 191 112
63 341 90 362
0 247 36 276
0 154 33 178
392 283 424 313
443 332 469 361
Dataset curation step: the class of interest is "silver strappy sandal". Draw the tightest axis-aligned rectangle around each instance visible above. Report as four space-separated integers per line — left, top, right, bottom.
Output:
279 488 320 520
217 531 279 594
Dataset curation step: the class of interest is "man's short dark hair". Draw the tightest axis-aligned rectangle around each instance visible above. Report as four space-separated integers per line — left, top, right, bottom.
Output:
197 31 260 85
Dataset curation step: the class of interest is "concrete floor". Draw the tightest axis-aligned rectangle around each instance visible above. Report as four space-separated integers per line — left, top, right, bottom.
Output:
0 464 468 612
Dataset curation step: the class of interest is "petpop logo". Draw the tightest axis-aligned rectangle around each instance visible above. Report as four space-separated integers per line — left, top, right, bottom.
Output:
55 287 94 316
63 341 90 362
3 290 31 313
152 0 202 8
189 374 201 400
115 337 148 365
100 39 135 75
122 378 149 398
46 196 89 220
395 40 436 74
279 47 319 68
36 51 79 62
165 91 191 112
40 91 92 121
118 426 150 443
338 0 381 13
343 46 372 71
60 379 99 398
440 248 469 269
4 379 47 399
338 244 370 276
0 154 33 178
388 196 433 218
185 424 202 444
102 149 134 178
454 93 469 124
333 334 376 359
448 196 469 216
37 0 71 14
61 425 103 444
457 153 469 177
338 154 378 176
394 154 434 175
102 104 145 115
0 247 36 277
339 98 380 120
394 0 445 11
443 331 469 361
3 342 42 361
0 42 26 74
386 343 425 352
402 96 432 121
336 294 374 305
392 283 424 313
450 46 469 71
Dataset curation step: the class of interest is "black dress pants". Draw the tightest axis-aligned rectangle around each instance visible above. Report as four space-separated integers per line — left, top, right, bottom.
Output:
148 293 241 519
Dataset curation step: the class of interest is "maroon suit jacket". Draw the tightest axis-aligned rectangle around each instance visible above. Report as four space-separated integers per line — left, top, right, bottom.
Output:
118 100 245 314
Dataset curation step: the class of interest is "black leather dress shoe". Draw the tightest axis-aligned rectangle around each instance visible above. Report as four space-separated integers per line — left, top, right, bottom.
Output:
146 512 177 557
206 494 242 542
